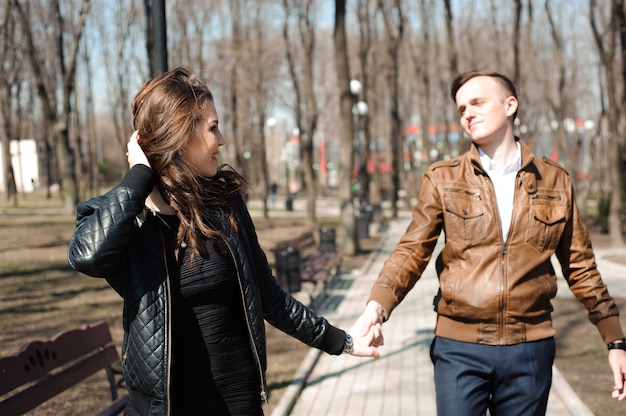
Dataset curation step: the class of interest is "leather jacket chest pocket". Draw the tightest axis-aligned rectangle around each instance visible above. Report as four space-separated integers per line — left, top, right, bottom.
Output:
443 188 486 246
526 193 567 251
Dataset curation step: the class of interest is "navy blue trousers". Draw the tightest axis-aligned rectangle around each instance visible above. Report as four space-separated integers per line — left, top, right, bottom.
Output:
430 336 555 416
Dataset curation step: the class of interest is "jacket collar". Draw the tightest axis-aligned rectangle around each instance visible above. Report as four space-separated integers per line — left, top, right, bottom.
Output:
468 137 538 194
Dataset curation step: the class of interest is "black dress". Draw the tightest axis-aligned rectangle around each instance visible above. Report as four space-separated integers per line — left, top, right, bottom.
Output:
167 216 262 415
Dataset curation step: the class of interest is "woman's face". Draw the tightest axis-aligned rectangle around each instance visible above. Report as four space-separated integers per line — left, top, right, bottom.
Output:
185 100 225 178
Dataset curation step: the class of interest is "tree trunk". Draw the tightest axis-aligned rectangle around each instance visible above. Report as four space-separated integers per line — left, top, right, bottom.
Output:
512 0 523 86
1 125 18 205
229 1 244 175
282 0 318 228
334 0 358 255
357 0 373 204
300 1 318 227
444 0 465 151
377 0 404 219
0 2 18 205
13 0 89 213
589 0 624 245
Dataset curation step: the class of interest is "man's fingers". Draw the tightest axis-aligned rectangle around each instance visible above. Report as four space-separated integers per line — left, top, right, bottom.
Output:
612 386 626 400
365 323 384 347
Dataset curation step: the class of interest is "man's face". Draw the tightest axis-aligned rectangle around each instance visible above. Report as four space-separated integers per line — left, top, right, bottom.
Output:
454 76 517 147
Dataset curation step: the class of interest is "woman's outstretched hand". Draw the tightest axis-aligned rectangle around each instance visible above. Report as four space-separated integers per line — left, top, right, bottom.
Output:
348 328 381 359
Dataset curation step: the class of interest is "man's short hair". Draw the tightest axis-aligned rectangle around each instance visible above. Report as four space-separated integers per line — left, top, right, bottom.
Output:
450 70 519 120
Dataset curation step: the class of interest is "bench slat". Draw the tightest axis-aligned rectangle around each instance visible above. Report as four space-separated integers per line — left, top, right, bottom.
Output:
0 321 125 416
0 345 120 416
0 321 113 395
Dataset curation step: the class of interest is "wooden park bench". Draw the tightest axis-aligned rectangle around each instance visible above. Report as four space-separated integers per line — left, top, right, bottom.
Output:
272 229 342 294
0 321 128 416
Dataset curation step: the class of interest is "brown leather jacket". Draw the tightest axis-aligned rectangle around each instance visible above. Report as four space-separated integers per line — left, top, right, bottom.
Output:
370 139 623 345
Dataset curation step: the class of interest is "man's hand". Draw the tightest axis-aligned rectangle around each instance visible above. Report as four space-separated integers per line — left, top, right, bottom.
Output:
609 349 626 400
351 300 386 351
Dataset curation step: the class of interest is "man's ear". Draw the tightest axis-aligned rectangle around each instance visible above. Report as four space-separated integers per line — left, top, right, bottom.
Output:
505 96 518 117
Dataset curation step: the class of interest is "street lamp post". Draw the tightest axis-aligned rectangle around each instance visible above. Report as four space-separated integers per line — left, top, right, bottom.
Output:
282 127 300 212
350 79 369 206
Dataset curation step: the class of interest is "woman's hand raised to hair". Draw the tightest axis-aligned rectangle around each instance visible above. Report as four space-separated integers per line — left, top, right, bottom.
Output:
126 131 176 215
126 130 151 169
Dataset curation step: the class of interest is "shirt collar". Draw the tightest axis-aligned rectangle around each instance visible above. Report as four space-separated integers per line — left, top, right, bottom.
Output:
479 141 521 175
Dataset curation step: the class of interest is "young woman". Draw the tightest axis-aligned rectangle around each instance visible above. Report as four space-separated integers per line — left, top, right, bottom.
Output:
68 66 377 416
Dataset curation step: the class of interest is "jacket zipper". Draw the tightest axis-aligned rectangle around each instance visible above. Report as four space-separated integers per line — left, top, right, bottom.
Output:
530 193 559 201
221 235 269 404
160 229 173 416
498 174 521 343
499 238 507 343
483 174 508 343
443 187 482 200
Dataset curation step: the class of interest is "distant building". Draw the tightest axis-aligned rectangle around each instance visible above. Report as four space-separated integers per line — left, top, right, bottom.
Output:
0 139 40 193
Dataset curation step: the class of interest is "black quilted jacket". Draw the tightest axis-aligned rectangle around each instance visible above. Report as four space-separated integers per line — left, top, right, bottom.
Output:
68 165 345 416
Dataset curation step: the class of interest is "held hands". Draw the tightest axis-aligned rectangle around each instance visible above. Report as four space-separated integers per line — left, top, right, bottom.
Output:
346 300 387 359
608 349 626 400
347 329 380 359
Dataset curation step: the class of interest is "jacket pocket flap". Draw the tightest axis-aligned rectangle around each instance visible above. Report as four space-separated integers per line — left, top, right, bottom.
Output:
532 204 566 225
445 199 483 219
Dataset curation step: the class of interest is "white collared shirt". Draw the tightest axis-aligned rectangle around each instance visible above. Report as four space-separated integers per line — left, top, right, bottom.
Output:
479 142 521 242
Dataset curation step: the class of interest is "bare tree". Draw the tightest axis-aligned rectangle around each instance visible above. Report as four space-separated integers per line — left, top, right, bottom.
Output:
589 0 624 245
236 3 267 193
0 0 616 239
443 0 458 76
377 0 404 219
282 0 319 226
75 0 146 195
77 34 98 197
13 0 90 213
245 1 279 218
168 0 216 78
528 1 571 173
0 0 18 205
443 0 463 157
143 0 154 75
408 0 434 194
512 0 523 86
226 0 245 178
356 0 374 205
334 0 359 254
94 1 145 157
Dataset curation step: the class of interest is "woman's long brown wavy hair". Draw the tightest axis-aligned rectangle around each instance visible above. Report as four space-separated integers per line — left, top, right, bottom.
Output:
131 66 248 254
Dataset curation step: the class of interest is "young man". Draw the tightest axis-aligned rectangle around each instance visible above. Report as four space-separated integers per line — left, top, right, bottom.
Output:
353 70 626 415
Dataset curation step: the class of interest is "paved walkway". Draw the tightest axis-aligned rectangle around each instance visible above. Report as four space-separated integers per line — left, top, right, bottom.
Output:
271 215 626 416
